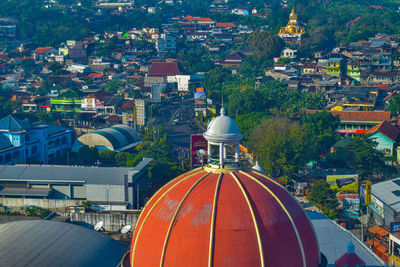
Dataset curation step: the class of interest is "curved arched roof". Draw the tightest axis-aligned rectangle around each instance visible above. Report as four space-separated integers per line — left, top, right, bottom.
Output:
75 124 140 151
0 220 127 267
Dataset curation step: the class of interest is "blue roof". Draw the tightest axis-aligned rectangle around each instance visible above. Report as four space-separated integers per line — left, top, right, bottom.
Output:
0 134 13 151
0 115 30 131
46 123 69 136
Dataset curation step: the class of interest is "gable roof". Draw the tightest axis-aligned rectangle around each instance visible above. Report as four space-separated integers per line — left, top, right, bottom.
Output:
0 115 30 131
223 52 244 61
306 110 391 122
34 47 54 54
148 62 180 77
216 23 236 28
365 121 400 141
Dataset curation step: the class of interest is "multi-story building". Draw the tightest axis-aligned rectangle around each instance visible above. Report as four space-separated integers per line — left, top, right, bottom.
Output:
50 99 81 114
0 115 72 164
156 34 176 54
326 58 346 77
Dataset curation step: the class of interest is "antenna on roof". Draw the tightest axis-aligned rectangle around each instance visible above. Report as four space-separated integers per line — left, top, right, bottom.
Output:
120 225 131 234
94 221 104 231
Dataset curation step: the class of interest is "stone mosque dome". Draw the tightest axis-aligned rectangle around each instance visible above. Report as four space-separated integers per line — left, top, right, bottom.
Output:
129 108 321 267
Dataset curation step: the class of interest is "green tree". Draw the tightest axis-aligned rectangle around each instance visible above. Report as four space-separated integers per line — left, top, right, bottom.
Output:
348 136 389 179
302 111 340 156
308 181 339 219
115 152 130 166
38 80 54 96
99 150 116 165
388 95 400 116
20 59 35 73
249 117 314 178
204 67 232 103
104 79 126 93
246 32 284 60
78 146 99 164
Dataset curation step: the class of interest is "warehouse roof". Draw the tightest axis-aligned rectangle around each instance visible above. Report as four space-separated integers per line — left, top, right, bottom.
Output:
0 158 152 185
0 220 127 267
372 177 400 213
73 124 140 152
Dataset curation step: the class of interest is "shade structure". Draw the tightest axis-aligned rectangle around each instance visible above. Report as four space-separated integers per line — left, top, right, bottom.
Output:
130 168 320 267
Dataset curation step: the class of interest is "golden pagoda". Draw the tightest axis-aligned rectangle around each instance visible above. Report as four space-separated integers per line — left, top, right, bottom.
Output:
278 9 306 43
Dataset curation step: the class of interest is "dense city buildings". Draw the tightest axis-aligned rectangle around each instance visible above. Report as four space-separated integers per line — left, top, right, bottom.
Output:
0 0 400 265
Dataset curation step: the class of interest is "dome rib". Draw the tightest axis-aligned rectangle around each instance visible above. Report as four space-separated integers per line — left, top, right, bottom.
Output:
131 169 203 267
230 172 265 267
248 170 285 189
208 172 223 267
240 171 307 267
160 172 211 266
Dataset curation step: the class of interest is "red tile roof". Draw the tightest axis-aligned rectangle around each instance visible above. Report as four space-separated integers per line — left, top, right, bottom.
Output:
216 23 236 28
365 121 400 141
88 73 104 78
148 62 180 77
121 100 134 108
34 47 54 54
306 110 391 122
184 15 213 23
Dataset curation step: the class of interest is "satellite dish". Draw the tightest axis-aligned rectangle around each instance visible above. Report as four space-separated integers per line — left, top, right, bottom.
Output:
121 225 131 234
196 149 206 164
94 221 104 231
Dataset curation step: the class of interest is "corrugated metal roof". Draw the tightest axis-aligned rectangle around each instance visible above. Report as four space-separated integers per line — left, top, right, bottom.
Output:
372 178 400 213
0 220 127 267
307 211 386 266
0 159 151 185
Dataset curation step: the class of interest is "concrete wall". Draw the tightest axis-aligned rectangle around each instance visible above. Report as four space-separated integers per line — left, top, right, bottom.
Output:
0 197 83 209
65 212 139 231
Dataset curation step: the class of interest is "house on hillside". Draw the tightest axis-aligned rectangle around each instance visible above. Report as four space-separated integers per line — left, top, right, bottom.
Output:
365 121 400 156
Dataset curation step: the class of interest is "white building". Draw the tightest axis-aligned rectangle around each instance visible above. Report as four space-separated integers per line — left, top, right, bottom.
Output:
67 64 90 73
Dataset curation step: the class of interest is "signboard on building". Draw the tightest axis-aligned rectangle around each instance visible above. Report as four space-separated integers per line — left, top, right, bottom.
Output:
391 222 400 233
342 197 360 219
370 194 385 218
190 134 207 168
194 87 206 113
327 174 358 192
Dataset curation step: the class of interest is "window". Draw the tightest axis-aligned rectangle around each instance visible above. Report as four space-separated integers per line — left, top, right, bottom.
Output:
32 146 38 154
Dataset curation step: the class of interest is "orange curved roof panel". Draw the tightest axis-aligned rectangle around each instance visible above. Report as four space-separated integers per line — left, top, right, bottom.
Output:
131 168 320 266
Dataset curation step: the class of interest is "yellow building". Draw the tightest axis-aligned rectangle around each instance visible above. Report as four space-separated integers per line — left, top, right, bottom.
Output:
278 9 306 43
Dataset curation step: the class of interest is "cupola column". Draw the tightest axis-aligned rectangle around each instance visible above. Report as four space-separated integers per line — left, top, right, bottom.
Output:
235 144 240 162
223 145 227 160
207 142 212 159
219 142 224 165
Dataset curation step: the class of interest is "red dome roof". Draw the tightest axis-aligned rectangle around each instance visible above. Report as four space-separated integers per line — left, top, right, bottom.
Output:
130 168 320 266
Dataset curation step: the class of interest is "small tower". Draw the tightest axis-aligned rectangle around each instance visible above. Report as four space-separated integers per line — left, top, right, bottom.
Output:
252 161 265 173
335 242 365 267
203 107 243 169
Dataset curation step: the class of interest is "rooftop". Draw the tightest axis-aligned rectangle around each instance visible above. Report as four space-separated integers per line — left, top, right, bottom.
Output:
372 178 400 213
0 158 152 185
0 220 126 267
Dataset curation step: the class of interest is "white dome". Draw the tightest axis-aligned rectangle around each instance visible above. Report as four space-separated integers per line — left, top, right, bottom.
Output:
204 108 242 141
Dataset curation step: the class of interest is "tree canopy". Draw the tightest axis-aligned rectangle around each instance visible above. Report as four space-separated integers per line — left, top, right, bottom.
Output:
249 117 314 179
